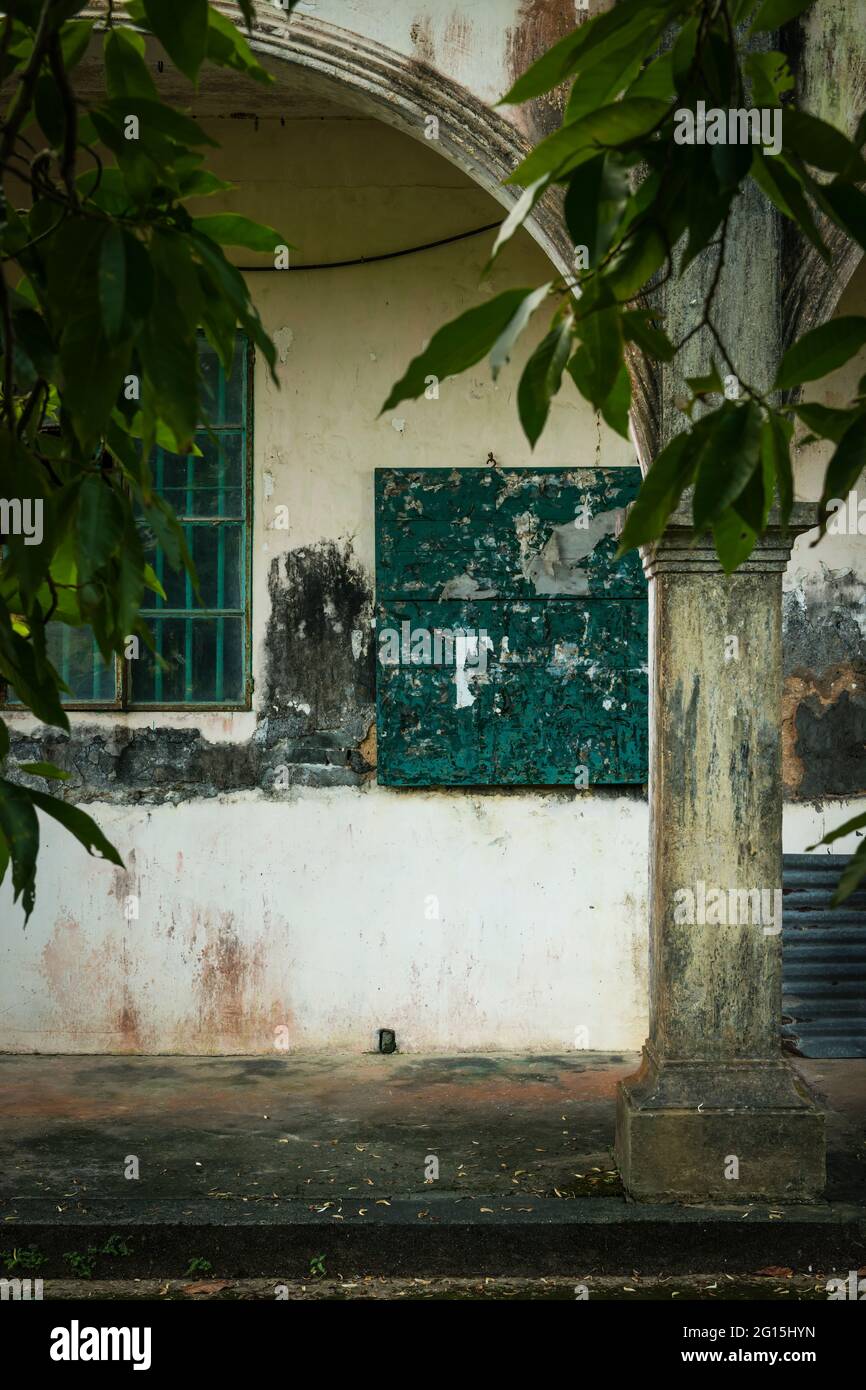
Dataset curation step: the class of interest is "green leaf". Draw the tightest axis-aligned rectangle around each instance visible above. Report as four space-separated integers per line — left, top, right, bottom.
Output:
122 231 154 326
818 414 866 535
809 809 866 848
605 225 667 300
762 411 794 527
34 72 65 146
98 225 126 344
500 20 600 104
101 96 217 147
60 17 95 72
0 435 51 603
178 167 235 200
137 260 200 448
600 360 632 440
207 7 273 86
782 110 866 179
774 317 866 390
686 362 724 397
13 307 58 382
820 181 866 253
794 403 858 443
0 779 39 918
504 0 681 105
517 315 573 447
616 428 696 554
490 283 552 379
622 310 675 362
28 789 123 869
190 233 278 382
713 507 757 573
751 0 817 33
744 50 794 107
76 476 125 583
833 842 866 905
509 99 669 186
141 0 208 85
750 151 829 260
486 177 548 271
564 36 649 124
142 497 196 591
60 313 130 450
732 425 774 532
104 27 157 100
671 15 699 84
628 49 675 103
692 401 763 531
381 288 544 411
568 305 623 407
0 616 69 733
193 213 293 254
807 812 866 903
18 762 71 781
563 154 630 269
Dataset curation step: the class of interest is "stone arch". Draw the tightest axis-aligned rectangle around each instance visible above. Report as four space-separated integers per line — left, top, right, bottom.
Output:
208 3 657 466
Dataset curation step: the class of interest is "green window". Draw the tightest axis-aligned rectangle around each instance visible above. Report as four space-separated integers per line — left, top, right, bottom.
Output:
375 466 648 787
133 334 251 706
4 334 252 711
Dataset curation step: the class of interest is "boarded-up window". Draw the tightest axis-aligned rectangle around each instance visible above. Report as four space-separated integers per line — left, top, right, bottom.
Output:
375 467 648 787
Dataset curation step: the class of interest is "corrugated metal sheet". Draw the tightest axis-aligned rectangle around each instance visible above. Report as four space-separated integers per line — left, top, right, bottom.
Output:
782 853 866 1058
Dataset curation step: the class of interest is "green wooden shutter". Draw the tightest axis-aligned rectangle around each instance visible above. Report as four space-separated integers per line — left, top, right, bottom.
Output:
375 467 647 787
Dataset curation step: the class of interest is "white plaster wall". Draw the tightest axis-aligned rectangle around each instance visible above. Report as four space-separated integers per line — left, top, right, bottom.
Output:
254 0 574 116
0 112 649 1053
8 68 861 1052
0 791 647 1053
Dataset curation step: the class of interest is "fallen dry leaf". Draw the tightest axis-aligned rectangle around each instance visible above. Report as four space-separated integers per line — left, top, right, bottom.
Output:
182 1281 234 1297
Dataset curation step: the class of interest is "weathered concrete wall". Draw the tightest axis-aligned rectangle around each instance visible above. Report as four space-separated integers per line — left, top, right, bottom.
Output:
784 258 866 824
0 108 647 1052
1 9 864 1052
0 792 647 1053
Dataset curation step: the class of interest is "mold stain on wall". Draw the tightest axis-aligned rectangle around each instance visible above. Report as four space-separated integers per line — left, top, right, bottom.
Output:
505 0 588 141
783 567 866 799
7 540 378 802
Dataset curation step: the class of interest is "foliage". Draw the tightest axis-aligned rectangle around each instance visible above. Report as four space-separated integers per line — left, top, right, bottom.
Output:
384 0 866 900
0 1 295 917
63 1233 133 1279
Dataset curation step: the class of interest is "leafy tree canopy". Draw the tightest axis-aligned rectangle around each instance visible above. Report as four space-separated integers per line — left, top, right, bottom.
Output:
384 0 866 900
0 0 295 916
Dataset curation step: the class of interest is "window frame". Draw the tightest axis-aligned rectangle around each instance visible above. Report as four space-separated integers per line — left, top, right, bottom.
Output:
0 334 255 715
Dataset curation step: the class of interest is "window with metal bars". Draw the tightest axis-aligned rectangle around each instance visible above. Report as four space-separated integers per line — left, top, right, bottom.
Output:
4 332 252 711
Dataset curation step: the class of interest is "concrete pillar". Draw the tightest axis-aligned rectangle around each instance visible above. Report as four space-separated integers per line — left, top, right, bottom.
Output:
615 505 826 1202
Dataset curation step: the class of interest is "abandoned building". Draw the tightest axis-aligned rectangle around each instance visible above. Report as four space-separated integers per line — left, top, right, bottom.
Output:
1 1 865 1206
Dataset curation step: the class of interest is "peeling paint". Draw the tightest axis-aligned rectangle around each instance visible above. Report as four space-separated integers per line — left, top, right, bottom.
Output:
519 507 626 597
782 567 866 799
272 326 294 363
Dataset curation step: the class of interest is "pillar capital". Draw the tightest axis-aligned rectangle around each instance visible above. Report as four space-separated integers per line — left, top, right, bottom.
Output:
640 502 818 579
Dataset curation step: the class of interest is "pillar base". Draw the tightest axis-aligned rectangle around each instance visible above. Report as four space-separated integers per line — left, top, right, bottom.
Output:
615 1047 826 1203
